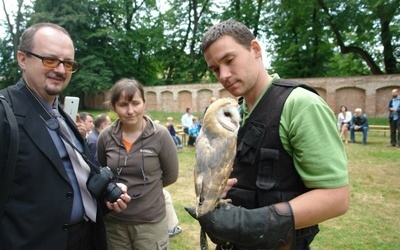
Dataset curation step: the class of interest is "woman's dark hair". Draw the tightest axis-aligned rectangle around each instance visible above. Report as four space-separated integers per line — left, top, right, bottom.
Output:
106 78 145 109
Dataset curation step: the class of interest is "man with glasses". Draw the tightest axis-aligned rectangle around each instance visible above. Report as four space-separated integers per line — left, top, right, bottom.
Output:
0 23 131 250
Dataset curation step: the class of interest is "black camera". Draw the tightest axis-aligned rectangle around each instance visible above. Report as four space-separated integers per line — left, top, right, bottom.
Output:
87 167 122 203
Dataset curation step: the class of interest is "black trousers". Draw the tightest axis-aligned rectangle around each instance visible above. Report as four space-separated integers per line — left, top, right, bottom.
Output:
184 127 196 146
389 118 400 146
67 220 94 250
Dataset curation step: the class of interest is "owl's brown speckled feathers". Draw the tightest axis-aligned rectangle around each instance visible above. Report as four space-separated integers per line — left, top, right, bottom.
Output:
194 97 241 217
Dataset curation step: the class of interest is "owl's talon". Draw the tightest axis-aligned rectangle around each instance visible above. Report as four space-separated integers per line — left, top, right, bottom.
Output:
216 198 232 208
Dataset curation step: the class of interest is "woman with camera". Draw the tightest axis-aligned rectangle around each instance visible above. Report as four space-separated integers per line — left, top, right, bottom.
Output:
97 78 179 250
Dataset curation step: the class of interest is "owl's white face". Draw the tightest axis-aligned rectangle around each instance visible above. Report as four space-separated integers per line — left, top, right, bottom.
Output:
203 97 241 137
216 105 241 133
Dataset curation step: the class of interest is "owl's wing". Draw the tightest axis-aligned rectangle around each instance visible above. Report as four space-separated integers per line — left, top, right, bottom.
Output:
194 131 236 217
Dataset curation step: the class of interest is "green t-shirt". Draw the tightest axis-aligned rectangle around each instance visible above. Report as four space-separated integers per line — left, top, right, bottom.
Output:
242 74 349 189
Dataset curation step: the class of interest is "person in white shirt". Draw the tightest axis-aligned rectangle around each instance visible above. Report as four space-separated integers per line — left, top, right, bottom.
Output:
163 189 182 238
337 105 352 143
181 107 195 146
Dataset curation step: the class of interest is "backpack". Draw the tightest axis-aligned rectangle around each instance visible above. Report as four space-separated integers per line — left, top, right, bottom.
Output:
0 93 19 218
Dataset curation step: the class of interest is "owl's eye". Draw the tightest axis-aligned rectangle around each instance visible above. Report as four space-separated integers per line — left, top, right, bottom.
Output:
224 112 231 117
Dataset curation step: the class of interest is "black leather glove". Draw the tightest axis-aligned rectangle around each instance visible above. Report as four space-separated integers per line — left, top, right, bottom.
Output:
185 202 295 249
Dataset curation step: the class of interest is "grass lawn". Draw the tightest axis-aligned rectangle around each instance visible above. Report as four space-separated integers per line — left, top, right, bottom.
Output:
84 110 400 249
311 132 400 249
168 132 400 250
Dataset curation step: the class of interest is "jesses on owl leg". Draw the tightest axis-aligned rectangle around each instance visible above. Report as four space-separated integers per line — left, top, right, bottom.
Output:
200 228 208 250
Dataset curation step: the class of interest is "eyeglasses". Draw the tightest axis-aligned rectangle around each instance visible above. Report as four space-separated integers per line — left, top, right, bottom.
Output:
24 51 79 73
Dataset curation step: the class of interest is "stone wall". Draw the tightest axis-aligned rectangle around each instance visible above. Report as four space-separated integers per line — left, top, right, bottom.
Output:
84 74 400 118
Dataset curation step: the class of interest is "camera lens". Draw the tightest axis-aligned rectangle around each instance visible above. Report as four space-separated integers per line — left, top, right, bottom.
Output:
104 183 122 203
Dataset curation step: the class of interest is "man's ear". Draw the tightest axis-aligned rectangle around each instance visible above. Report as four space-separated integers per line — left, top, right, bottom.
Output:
17 51 27 71
250 40 262 58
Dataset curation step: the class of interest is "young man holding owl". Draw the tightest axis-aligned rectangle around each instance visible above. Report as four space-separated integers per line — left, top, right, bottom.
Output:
186 20 349 249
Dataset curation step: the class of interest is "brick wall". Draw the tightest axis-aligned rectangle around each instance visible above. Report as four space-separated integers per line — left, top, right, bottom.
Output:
84 74 400 118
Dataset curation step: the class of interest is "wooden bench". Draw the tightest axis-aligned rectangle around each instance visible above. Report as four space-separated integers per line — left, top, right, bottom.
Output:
369 125 390 136
175 125 187 146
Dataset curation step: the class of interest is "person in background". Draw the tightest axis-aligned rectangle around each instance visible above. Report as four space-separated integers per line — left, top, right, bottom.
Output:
185 20 349 250
188 117 200 146
337 105 352 143
181 107 195 146
0 22 130 250
87 113 111 163
163 189 182 238
79 111 94 138
195 116 203 130
388 88 400 147
350 108 369 145
146 118 183 237
97 78 179 250
166 116 183 149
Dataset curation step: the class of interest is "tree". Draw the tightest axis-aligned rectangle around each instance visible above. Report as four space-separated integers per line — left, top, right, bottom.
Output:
265 0 335 77
1 0 399 91
0 38 19 88
316 0 400 74
0 0 30 86
157 0 215 84
85 0 165 85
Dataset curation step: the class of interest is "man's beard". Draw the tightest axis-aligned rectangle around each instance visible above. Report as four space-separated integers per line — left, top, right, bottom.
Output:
44 85 63 96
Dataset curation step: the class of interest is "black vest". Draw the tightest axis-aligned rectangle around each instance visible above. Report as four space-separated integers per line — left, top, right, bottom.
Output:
227 79 320 249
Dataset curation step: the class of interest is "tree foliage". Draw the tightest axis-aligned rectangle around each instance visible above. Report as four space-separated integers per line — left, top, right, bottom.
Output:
0 0 399 94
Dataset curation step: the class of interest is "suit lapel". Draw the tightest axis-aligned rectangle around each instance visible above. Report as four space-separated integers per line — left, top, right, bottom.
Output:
10 85 70 182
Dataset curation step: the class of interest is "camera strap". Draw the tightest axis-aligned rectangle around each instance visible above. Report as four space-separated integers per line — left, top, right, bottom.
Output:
49 109 101 174
19 83 100 174
18 83 98 222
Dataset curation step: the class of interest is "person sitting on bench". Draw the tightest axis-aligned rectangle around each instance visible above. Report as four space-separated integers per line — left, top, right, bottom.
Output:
350 108 369 145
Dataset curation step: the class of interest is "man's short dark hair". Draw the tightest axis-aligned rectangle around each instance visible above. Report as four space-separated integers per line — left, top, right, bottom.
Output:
201 20 255 53
79 112 93 122
94 114 109 129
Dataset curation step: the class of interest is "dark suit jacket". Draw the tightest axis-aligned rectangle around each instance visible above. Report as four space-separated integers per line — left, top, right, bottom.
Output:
388 98 400 125
0 80 108 250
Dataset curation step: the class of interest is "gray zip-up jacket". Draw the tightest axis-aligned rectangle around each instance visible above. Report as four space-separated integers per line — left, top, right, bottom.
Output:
97 116 179 224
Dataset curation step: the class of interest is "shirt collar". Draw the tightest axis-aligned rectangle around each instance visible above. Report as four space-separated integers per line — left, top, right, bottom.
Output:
241 73 280 125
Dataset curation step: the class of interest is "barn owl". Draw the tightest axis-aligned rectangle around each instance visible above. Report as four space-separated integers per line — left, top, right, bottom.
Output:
194 97 241 218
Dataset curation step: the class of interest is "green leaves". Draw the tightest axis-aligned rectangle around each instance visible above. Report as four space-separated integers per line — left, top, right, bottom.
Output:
0 0 399 93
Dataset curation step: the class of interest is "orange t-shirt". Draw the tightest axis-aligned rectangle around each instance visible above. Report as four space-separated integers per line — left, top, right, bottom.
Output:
122 137 133 152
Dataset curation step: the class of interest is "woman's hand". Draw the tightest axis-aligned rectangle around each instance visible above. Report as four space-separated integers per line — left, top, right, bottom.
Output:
106 183 131 212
